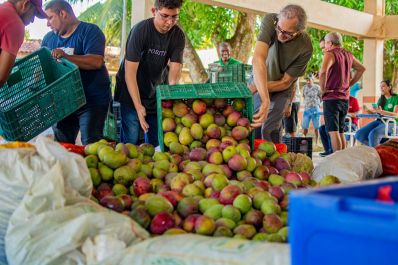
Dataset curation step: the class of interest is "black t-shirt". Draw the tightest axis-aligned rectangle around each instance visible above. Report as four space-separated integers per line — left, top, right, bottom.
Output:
115 18 185 114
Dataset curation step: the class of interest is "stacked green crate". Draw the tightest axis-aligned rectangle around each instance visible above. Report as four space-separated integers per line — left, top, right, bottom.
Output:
208 64 252 83
156 82 254 151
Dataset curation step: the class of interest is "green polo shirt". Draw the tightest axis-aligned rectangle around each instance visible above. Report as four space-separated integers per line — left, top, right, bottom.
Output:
213 57 242 66
377 94 398 121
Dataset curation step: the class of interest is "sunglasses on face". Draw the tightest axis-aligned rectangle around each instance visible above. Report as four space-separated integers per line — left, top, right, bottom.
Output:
275 24 299 39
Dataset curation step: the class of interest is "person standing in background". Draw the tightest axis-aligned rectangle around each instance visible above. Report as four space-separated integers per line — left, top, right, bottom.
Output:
0 0 47 87
319 32 365 152
283 79 301 137
301 74 321 144
42 0 111 145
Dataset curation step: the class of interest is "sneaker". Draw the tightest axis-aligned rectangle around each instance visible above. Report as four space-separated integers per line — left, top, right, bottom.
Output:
319 152 332 157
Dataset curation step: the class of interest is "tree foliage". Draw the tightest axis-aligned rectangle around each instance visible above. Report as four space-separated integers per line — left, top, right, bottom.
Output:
77 0 131 46
179 0 240 49
72 0 398 85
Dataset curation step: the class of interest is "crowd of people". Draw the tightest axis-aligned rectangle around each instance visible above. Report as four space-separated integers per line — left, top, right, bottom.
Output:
1 0 397 152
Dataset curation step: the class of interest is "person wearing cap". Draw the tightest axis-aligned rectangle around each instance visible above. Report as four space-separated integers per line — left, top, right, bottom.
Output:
41 0 111 145
0 0 47 87
213 42 241 67
301 74 321 144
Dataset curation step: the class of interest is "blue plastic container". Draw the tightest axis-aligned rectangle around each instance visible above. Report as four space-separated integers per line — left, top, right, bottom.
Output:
289 177 398 265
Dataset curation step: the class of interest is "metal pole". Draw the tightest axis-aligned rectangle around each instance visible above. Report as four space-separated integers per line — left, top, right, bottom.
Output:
120 0 128 62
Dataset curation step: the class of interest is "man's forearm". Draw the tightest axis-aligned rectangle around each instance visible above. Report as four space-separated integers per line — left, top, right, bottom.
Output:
268 79 291 92
349 71 364 87
168 63 182 85
125 74 142 109
64 54 104 70
319 72 327 93
253 58 269 104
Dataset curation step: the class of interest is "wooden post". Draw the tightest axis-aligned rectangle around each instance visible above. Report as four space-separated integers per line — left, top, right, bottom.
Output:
131 0 153 28
362 0 385 107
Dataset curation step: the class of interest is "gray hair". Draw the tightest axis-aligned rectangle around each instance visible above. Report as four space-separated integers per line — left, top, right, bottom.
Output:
278 5 307 31
218 42 232 52
325 32 343 46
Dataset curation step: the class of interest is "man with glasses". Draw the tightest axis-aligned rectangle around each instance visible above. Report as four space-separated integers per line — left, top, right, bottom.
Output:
115 0 185 146
0 0 47 87
250 4 313 143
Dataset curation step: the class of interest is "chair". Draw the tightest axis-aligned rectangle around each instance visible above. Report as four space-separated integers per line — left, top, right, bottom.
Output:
383 116 398 139
344 115 359 147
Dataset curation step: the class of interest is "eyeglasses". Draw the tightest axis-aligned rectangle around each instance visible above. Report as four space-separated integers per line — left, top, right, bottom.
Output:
157 10 179 22
275 24 299 39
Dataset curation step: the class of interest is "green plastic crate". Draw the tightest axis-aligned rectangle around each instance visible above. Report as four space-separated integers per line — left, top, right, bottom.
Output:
208 64 252 83
156 82 254 151
0 48 86 141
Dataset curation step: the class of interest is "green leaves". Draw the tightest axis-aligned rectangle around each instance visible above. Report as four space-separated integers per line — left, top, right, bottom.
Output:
179 0 240 49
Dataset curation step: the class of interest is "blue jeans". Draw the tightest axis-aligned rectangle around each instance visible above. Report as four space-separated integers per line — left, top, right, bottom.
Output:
120 104 158 146
53 104 108 145
355 120 386 147
302 107 321 129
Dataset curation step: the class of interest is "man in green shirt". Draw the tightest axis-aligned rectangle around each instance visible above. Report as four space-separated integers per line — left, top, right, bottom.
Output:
250 4 313 142
213 42 242 66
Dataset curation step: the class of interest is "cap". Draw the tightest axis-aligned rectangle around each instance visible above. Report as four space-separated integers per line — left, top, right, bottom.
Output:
30 0 47 19
305 74 314 80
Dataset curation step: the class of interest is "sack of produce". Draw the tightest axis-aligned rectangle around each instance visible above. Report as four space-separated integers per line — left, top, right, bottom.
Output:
5 137 149 265
312 146 383 183
99 234 290 265
0 137 90 264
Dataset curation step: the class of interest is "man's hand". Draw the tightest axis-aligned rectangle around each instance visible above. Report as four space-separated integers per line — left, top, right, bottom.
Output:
283 104 292 117
135 104 149 132
51 48 67 59
251 100 270 128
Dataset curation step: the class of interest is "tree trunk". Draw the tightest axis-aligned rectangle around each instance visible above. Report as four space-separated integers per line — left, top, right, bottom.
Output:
181 12 256 84
183 34 208 83
229 13 256 64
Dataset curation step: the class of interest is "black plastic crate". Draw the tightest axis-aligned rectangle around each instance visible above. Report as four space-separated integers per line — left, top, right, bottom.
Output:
282 136 312 158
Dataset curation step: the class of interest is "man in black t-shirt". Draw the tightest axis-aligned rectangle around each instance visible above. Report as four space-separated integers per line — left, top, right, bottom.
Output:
115 0 185 146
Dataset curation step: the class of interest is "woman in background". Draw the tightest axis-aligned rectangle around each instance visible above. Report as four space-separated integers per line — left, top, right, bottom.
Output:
355 80 398 147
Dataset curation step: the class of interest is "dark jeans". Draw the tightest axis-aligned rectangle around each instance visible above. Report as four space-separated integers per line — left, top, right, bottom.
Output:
53 104 108 145
319 125 332 154
283 102 300 133
120 104 158 146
